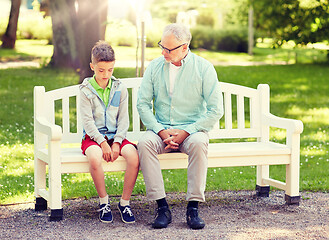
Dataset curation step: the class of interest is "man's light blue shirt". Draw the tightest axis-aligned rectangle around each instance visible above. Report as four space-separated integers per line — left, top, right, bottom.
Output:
137 51 224 134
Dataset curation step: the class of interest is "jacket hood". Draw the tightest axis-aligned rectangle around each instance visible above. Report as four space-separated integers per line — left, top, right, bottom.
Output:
80 76 119 89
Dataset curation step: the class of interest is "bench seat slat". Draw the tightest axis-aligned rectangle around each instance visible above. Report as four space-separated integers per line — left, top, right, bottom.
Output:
36 142 290 174
208 142 290 156
39 142 290 163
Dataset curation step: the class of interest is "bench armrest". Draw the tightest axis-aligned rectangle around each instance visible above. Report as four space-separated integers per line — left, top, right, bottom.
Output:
262 113 303 134
35 117 62 141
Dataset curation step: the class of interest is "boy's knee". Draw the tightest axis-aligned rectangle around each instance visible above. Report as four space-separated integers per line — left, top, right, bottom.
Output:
88 156 103 169
86 146 103 169
88 157 102 171
123 147 140 168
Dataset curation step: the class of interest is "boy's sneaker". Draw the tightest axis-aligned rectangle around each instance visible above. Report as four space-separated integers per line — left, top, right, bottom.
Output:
97 203 113 223
118 203 136 223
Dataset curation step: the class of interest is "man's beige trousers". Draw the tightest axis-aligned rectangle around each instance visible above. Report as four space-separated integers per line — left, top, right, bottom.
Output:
138 130 209 202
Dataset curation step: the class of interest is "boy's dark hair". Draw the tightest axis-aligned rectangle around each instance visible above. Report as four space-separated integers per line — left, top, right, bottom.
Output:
91 41 115 63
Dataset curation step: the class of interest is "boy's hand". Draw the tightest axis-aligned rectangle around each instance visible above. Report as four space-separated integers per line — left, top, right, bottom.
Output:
100 141 112 162
111 142 120 162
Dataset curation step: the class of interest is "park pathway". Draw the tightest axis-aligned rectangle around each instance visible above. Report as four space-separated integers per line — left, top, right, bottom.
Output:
1 190 328 239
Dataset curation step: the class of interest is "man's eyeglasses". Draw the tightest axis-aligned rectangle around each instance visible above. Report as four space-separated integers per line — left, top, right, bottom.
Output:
158 41 187 54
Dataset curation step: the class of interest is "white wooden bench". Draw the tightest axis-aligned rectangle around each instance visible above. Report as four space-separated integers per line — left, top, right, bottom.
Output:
34 77 303 221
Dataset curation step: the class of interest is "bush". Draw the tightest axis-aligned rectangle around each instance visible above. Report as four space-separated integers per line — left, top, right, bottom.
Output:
191 26 249 53
146 29 160 48
105 19 137 47
190 26 218 50
216 28 249 52
0 12 52 43
17 13 52 42
197 9 216 28
105 18 166 48
146 19 167 47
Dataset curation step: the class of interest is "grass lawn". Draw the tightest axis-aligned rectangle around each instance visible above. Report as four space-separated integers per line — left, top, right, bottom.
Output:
0 40 53 62
0 40 328 205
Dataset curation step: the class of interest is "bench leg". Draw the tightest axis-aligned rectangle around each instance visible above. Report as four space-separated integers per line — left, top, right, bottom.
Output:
255 185 270 197
34 158 47 210
285 138 300 205
285 160 300 205
50 209 64 221
256 165 270 197
48 144 63 220
285 194 300 205
35 197 47 211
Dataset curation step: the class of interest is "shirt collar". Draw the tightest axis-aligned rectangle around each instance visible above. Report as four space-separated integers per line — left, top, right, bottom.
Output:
181 50 191 65
164 50 192 66
89 75 111 90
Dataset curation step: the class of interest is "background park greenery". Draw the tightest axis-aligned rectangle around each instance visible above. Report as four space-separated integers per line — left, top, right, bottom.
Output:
0 39 328 205
0 0 328 205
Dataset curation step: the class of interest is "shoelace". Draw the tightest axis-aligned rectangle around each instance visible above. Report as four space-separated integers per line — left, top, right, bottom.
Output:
123 206 134 217
97 204 111 217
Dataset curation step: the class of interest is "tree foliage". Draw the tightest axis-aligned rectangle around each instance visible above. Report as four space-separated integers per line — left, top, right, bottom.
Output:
149 0 226 26
253 0 329 46
223 0 249 26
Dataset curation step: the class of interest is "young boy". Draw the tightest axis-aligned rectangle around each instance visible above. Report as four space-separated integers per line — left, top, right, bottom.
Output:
80 41 139 223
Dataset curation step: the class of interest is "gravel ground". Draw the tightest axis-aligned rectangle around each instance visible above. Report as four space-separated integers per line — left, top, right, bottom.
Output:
1 190 328 240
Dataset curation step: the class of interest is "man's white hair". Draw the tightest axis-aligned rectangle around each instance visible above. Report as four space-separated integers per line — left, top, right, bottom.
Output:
162 23 192 44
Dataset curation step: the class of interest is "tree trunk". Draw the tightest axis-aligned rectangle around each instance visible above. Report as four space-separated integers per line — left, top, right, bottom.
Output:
49 0 80 69
248 4 254 56
77 0 108 82
49 0 108 83
1 0 21 49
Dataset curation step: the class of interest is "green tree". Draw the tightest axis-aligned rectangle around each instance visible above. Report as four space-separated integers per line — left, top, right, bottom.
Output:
225 0 249 26
253 0 329 46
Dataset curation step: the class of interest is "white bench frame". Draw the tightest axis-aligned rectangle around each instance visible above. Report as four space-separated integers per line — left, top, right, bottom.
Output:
34 77 303 221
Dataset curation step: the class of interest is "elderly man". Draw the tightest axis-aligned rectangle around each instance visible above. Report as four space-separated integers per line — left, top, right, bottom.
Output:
137 23 224 229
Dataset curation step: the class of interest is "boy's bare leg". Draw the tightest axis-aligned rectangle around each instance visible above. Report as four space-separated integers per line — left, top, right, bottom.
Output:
85 145 107 198
120 144 139 200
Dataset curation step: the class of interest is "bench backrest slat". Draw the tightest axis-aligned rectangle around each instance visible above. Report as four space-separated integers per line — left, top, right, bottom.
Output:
210 82 263 139
224 91 233 130
34 79 267 144
131 81 141 133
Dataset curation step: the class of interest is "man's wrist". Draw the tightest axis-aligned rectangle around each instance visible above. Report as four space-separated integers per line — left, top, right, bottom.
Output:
158 129 168 140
